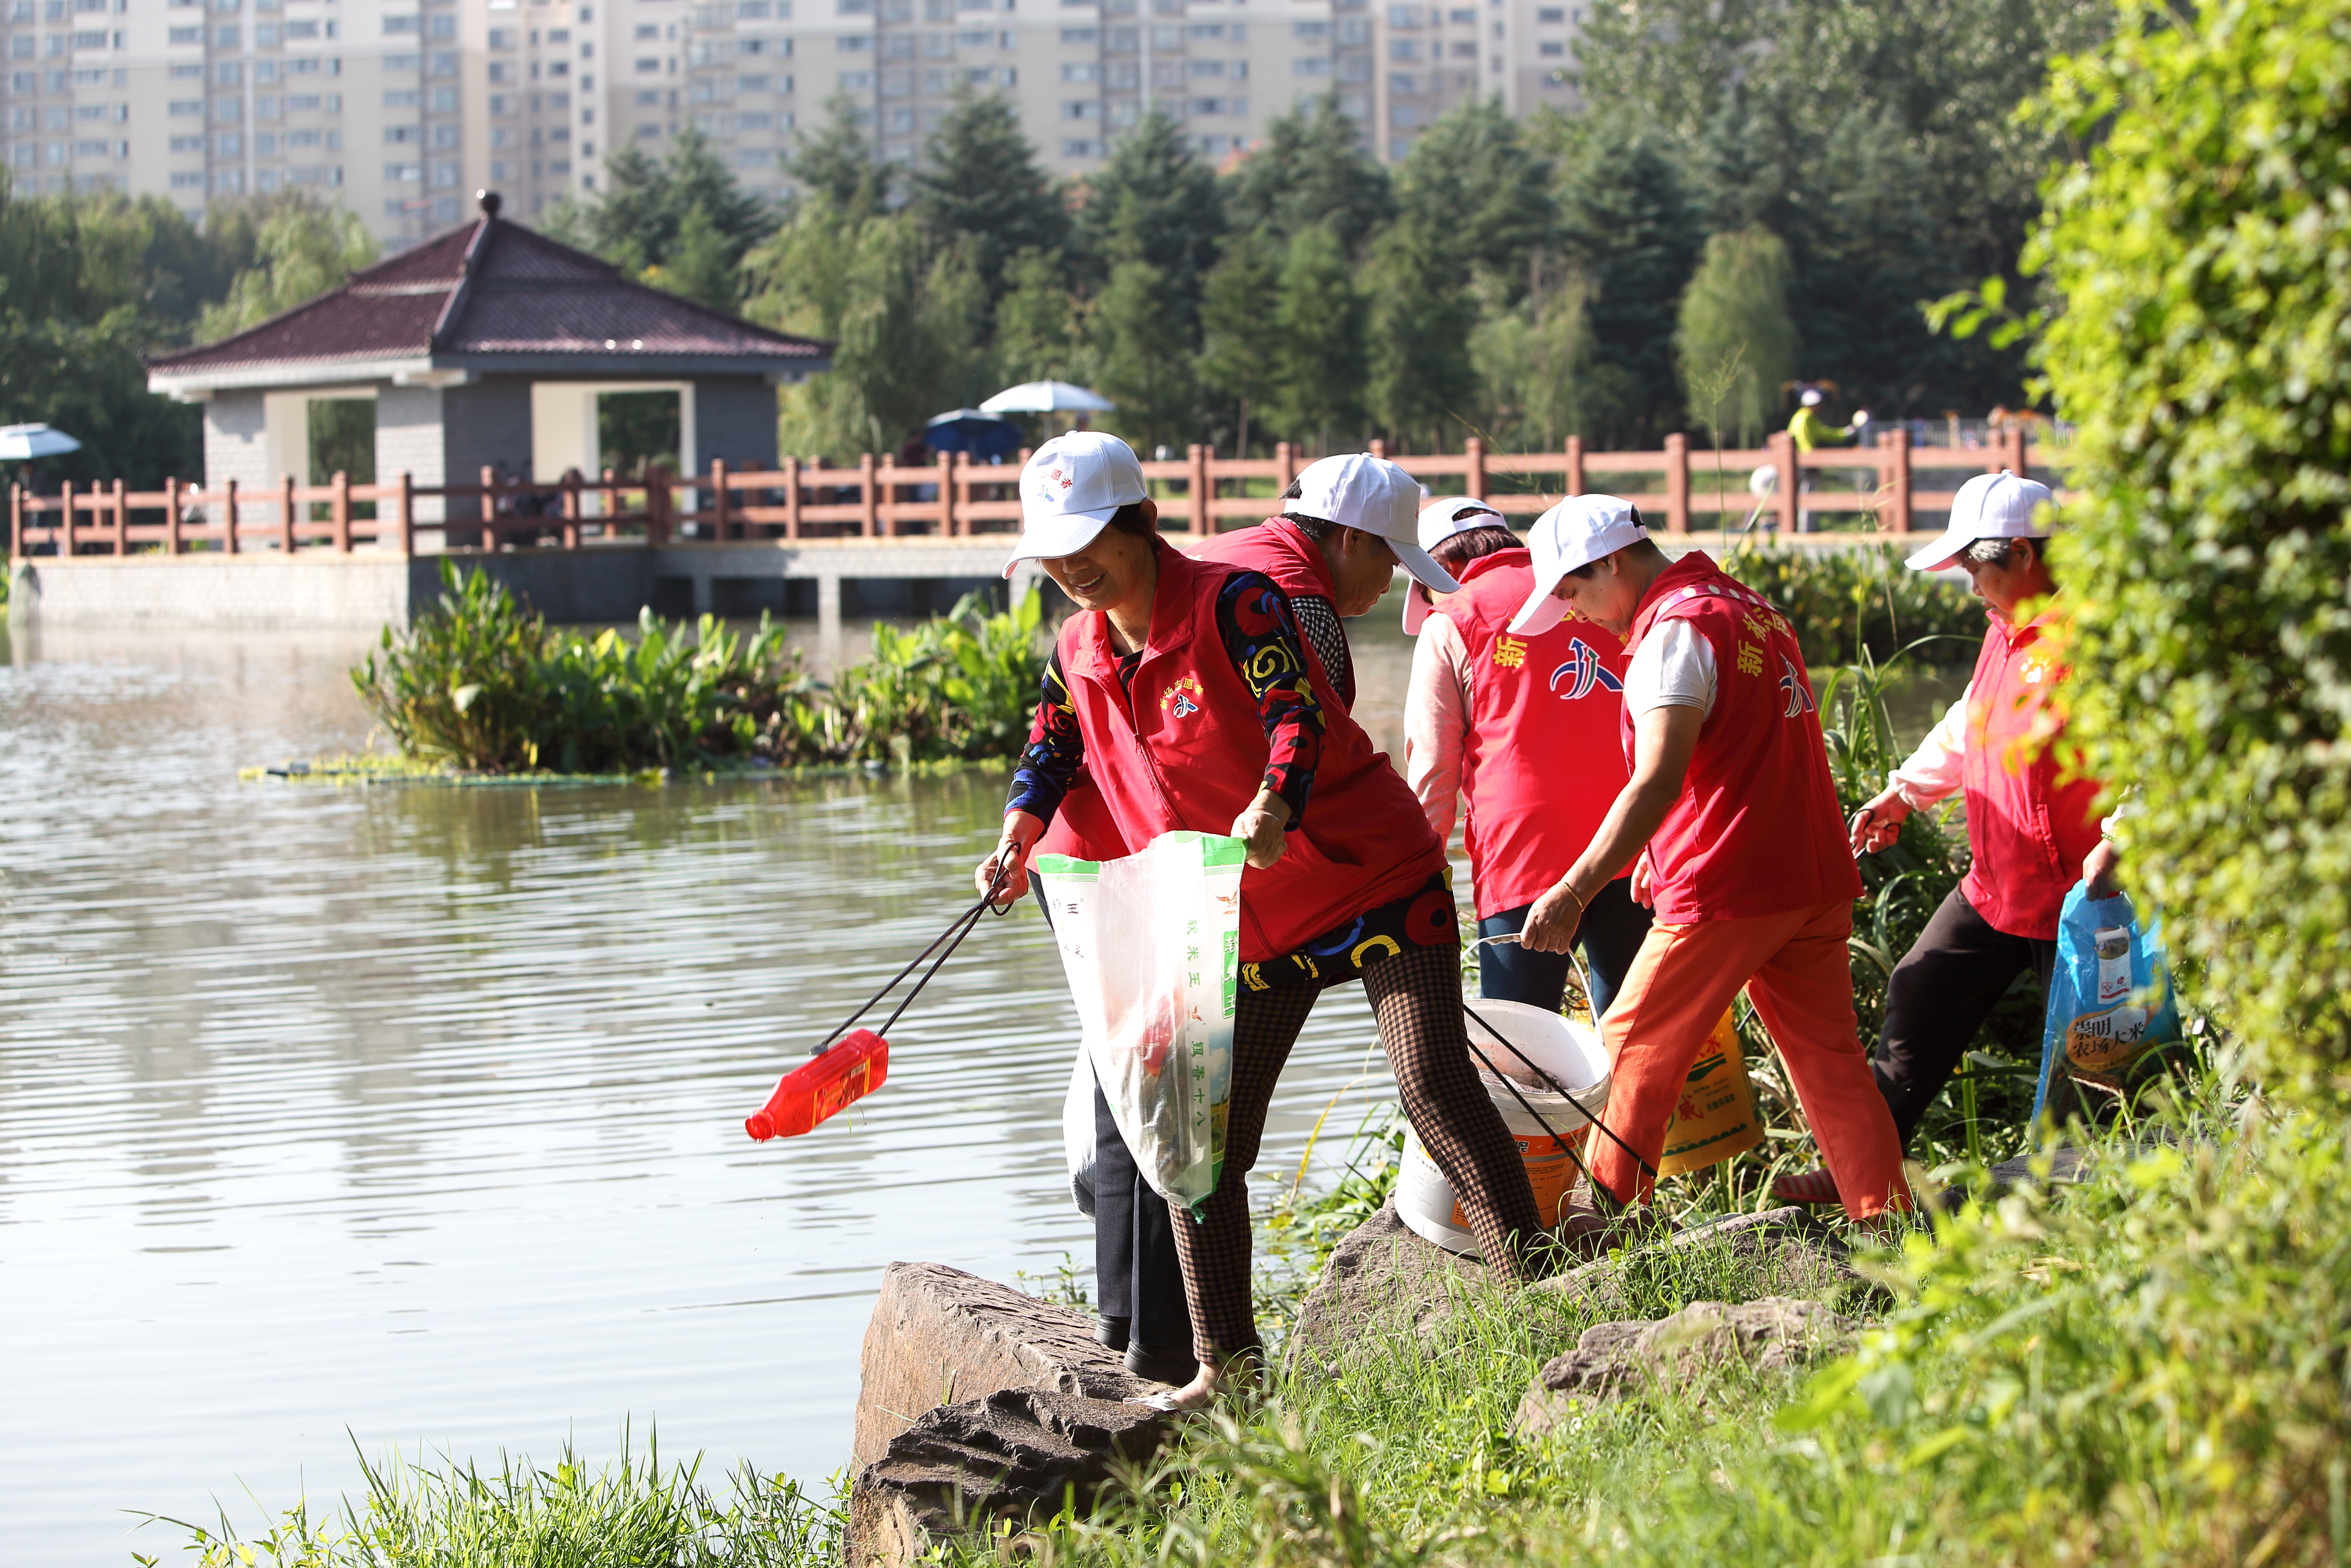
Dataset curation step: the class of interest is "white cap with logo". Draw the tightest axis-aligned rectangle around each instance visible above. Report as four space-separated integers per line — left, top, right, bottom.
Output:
1507 495 1646 636
1290 453 1463 602
1002 431 1149 577
1902 469 2056 572
1401 495 1506 633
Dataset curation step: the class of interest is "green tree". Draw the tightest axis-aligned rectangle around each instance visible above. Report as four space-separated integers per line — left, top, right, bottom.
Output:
992 247 1087 386
2026 0 2351 1095
1073 110 1225 321
1091 258 1196 457
1673 225 1798 446
1364 217 1477 451
911 92 1069 303
1392 97 1555 296
1467 259 1592 451
1555 123 1701 445
197 197 380 341
1223 93 1394 258
786 94 891 215
654 204 741 313
1266 224 1365 452
577 127 775 305
1197 228 1284 456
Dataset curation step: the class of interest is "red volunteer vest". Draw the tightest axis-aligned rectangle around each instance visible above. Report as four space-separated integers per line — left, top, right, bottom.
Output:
1958 604 2105 940
1037 772 1128 862
1622 552 1861 924
1437 550 1633 918
1188 518 1346 703
1059 545 1443 962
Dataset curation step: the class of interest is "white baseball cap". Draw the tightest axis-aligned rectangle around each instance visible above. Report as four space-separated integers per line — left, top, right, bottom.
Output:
1507 495 1646 636
1902 469 2056 571
1799 387 1824 406
1002 431 1149 577
1290 453 1462 600
1401 495 1506 633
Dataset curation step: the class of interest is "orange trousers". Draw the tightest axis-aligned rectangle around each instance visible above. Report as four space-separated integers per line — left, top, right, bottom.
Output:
1594 899 1909 1219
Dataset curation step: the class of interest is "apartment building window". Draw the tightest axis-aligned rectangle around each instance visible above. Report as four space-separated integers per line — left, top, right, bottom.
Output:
1106 58 1135 85
837 33 869 48
739 71 768 89
171 169 204 187
431 123 456 147
167 24 201 42
736 0 771 12
1060 97 1095 117
431 159 457 185
387 51 418 68
1537 39 1562 55
1338 17 1369 42
285 126 318 144
1388 37 1419 58
634 56 658 70
284 18 315 36
955 27 989 45
385 160 420 179
1292 56 1329 74
384 13 417 32
255 93 279 116
634 88 658 103
1187 58 1225 75
1387 4 1422 22
1148 24 1175 46
1059 60 1095 79
836 68 870 87
168 97 202 114
1388 71 1417 93
385 88 419 106
215 130 240 152
213 95 241 119
167 132 201 149
1534 4 1561 16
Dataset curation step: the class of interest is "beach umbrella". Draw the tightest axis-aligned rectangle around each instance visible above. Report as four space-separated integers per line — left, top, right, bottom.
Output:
979 381 1116 415
922 408 1024 457
0 424 82 461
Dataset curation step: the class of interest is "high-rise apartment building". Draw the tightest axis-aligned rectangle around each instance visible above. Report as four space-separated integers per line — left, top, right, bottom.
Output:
3 0 1583 248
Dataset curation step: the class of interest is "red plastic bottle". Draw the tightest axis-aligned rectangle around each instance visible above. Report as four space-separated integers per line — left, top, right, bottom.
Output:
744 1029 889 1141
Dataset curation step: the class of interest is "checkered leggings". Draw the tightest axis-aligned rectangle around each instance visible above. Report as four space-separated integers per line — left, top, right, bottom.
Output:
1167 939 1546 1365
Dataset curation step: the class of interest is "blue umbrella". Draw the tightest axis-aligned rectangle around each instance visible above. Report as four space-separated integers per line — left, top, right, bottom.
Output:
922 408 1023 457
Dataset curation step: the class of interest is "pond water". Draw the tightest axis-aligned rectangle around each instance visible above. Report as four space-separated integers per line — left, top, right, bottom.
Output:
0 603 1965 1566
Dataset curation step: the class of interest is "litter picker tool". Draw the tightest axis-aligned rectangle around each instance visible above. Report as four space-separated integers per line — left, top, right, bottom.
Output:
743 859 1020 1141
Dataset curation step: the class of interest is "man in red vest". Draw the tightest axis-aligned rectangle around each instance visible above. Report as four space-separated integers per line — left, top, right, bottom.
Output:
1189 453 1437 709
1513 498 1909 1222
1773 471 2117 1203
1403 497 1649 1017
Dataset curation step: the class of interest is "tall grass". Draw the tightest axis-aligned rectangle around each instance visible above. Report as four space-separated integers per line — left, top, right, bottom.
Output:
352 563 1046 773
138 1434 841 1568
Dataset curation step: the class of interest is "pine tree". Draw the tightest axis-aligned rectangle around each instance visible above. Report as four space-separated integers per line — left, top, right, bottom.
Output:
1364 216 1477 451
992 247 1086 386
1555 124 1701 445
912 92 1069 302
1266 224 1366 451
787 94 890 215
196 196 379 341
1074 110 1225 322
1091 258 1197 457
577 128 774 299
658 204 742 314
1392 97 1555 294
1224 93 1394 258
1467 264 1593 451
1197 227 1283 456
1673 225 1798 446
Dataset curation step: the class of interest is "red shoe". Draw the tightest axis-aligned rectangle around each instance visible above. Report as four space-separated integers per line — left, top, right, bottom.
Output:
1770 1167 1841 1206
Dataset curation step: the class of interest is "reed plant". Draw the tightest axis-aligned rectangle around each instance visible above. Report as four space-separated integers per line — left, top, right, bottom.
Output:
353 563 1047 773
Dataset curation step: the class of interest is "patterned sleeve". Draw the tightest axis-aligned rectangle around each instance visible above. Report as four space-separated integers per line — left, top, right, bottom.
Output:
1005 649 1082 824
1214 571 1326 828
1290 594 1356 709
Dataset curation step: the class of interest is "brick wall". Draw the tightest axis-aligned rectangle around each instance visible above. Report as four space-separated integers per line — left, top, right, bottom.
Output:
202 391 270 496
692 378 780 473
441 379 538 523
375 385 447 524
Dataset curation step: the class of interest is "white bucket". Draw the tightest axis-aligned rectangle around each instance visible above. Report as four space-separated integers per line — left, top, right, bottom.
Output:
1396 1002 1613 1257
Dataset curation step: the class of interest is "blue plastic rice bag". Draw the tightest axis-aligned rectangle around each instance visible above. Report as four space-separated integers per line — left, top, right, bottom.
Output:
2033 883 2181 1123
1035 831 1244 1216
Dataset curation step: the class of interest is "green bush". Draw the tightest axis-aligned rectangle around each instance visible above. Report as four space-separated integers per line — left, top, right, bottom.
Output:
353 562 1046 773
2028 0 2351 1100
1720 542 1986 671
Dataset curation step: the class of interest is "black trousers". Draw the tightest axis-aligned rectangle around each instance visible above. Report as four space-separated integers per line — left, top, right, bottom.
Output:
1874 884 2055 1146
1474 876 1654 1020
1091 1078 1194 1352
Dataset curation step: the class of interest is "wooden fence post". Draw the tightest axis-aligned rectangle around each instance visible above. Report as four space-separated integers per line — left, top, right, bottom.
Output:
1770 433 1801 535
859 453 878 538
1274 441 1296 496
1885 427 1912 534
396 473 413 554
279 474 296 553
1664 433 1690 534
331 471 352 551
7 483 19 562
59 480 74 557
936 450 955 536
1465 435 1487 501
784 456 803 538
2010 427 2031 482
479 464 499 549
163 477 182 554
1188 443 1210 534
109 479 126 554
561 468 583 548
644 464 669 546
1564 436 1584 498
710 457 731 542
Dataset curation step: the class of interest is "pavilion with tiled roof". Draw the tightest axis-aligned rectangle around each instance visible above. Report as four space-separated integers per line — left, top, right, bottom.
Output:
147 193 827 513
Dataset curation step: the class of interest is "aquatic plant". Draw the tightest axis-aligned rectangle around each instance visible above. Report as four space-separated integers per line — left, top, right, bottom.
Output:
1721 542 1985 670
353 562 1046 773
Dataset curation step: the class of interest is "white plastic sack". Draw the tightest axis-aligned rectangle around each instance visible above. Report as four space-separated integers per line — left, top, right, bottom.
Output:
1034 831 1243 1216
1063 1048 1097 1218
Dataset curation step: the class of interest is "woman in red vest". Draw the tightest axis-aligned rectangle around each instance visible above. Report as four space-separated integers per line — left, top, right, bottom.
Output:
1403 496 1650 1017
1512 498 1909 1222
1188 453 1430 709
1773 472 2117 1203
977 433 1548 1409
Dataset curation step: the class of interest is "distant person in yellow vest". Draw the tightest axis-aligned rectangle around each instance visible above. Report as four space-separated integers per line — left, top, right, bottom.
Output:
1786 386 1867 453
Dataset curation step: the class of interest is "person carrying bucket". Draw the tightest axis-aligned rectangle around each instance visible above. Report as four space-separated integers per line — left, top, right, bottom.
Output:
1187 453 1424 708
1512 498 1909 1224
1401 497 1652 1019
1772 472 2117 1204
978 431 1552 1410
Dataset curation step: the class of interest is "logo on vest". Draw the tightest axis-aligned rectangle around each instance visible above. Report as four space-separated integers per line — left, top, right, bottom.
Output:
1492 634 1529 670
1161 674 1204 718
1546 638 1625 701
1779 654 1816 717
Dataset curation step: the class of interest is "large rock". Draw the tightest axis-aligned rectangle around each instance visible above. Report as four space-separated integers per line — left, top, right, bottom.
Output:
846 1387 1172 1567
1514 1296 1855 1437
852 1263 1151 1469
1286 1197 1489 1371
1534 1205 1861 1316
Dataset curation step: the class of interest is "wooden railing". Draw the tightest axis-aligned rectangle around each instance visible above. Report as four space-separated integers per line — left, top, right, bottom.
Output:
8 431 2065 559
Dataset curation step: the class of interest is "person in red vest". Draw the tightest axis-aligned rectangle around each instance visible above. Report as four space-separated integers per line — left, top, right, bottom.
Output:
1772 471 2117 1204
1512 498 1909 1222
1402 497 1650 1016
1188 453 1428 708
977 432 1546 1409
